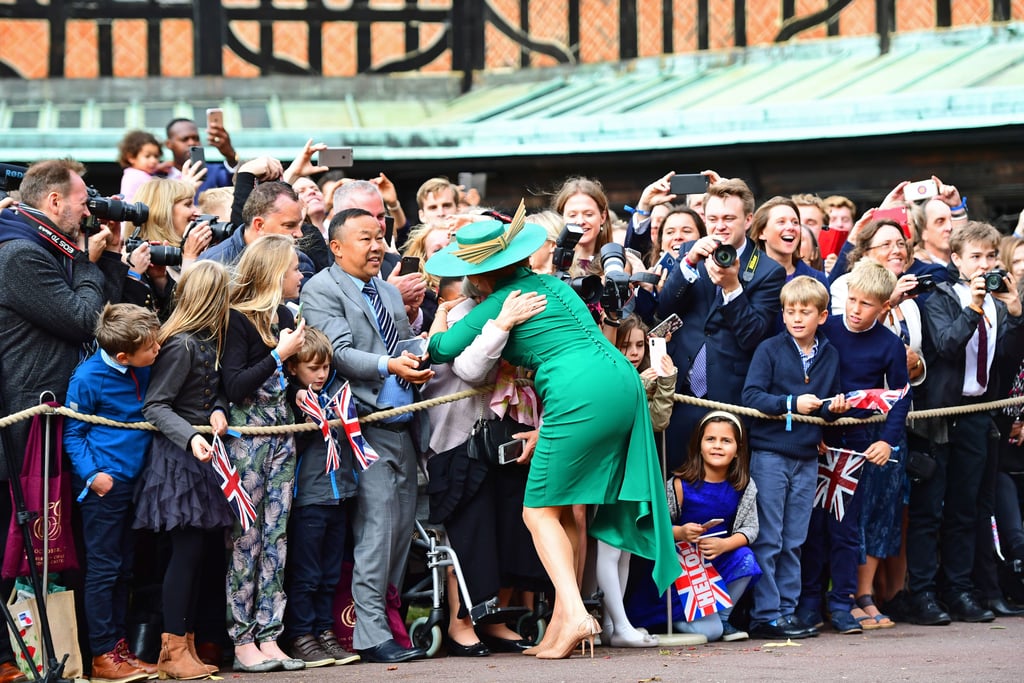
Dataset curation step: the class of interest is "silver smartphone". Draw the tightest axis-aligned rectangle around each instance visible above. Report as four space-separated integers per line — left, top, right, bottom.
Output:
498 439 525 465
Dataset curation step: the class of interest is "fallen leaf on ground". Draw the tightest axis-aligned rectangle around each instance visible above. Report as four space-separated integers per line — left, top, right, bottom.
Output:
762 639 802 648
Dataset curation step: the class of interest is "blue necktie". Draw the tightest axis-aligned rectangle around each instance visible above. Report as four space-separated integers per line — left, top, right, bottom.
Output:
363 282 409 389
689 344 708 398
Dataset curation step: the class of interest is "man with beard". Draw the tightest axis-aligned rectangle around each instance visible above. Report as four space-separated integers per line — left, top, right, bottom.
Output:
0 159 126 683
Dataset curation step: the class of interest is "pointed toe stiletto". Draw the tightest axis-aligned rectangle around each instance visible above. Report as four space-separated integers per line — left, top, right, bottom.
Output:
536 616 601 660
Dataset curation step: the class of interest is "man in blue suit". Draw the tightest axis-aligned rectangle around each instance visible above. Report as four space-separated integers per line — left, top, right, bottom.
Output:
658 178 785 468
164 117 239 196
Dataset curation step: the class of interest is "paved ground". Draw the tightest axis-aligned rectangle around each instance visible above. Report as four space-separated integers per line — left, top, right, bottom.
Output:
223 616 1024 682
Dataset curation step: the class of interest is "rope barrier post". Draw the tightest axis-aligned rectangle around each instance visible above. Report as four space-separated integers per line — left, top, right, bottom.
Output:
40 394 54 666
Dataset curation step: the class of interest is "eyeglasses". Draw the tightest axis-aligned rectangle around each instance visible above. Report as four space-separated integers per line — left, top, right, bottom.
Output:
867 240 907 252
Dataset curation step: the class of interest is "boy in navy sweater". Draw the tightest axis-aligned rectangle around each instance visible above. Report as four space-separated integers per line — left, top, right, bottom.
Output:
65 304 161 682
799 260 911 634
742 276 848 639
282 327 359 667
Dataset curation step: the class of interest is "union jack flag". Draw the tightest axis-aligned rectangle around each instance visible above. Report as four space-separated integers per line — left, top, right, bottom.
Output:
298 385 342 474
673 542 732 622
844 383 909 414
332 382 380 471
210 434 257 531
815 447 866 521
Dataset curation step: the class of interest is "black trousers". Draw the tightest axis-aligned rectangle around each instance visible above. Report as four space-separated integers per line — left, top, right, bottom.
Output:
906 411 994 596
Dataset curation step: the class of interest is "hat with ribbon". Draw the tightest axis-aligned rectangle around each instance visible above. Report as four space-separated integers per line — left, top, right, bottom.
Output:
425 199 548 277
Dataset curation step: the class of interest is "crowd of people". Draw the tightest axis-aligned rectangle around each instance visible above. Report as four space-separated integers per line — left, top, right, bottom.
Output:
0 117 1023 682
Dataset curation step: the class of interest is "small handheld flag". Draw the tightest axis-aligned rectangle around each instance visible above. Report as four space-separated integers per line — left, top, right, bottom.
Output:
210 434 257 531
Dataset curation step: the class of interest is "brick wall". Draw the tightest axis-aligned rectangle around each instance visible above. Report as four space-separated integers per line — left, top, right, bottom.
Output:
0 0 1019 80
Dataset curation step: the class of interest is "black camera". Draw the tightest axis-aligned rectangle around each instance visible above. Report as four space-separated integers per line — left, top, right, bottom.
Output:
552 223 602 304
907 274 937 297
85 187 149 225
0 163 27 199
188 214 237 243
712 241 738 268
983 268 1009 293
599 243 631 323
125 227 182 267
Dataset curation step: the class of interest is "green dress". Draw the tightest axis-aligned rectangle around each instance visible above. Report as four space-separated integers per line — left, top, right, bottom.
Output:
428 267 678 592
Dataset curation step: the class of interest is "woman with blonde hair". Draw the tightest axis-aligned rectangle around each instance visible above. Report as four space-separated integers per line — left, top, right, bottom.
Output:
219 235 306 672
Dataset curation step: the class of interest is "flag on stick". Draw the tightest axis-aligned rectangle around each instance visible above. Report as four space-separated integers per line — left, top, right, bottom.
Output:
333 382 380 471
815 447 866 521
210 434 257 531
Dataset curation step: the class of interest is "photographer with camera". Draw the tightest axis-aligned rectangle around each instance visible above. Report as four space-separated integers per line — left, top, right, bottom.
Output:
658 178 785 469
0 159 131 682
123 178 218 318
905 222 1023 626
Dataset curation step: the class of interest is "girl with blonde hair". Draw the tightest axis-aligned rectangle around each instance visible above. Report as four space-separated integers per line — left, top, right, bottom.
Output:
220 235 307 672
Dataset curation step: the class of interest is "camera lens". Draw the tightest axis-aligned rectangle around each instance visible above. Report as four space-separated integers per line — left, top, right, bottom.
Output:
712 243 738 268
599 243 627 277
86 191 150 225
148 244 182 267
983 269 1008 293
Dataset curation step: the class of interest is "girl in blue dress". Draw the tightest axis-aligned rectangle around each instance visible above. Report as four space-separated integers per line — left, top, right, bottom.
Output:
667 411 762 642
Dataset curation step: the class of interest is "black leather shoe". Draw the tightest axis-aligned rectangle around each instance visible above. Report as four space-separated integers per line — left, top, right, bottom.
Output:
906 592 951 625
480 635 531 653
446 639 490 657
357 639 427 663
945 592 995 623
982 597 1024 617
780 614 820 637
749 618 815 640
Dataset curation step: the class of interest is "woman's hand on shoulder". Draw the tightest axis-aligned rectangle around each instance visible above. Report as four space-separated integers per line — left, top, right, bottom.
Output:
494 290 546 331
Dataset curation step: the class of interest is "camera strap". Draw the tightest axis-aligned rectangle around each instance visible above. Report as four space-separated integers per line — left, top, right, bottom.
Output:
742 249 759 283
15 204 81 261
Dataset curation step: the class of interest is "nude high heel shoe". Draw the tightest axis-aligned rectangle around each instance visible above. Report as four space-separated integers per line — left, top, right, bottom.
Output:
536 616 601 660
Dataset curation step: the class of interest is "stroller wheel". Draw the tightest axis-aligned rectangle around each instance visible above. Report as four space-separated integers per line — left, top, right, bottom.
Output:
409 617 443 658
517 613 547 646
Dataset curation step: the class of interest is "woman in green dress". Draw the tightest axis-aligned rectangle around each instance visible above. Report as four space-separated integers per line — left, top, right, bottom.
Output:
426 210 677 660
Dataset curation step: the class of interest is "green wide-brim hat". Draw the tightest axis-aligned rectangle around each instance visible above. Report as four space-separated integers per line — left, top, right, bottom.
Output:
425 218 548 278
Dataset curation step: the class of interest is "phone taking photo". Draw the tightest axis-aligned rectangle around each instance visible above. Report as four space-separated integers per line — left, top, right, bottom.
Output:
400 256 421 275
206 107 224 130
498 439 525 465
648 313 682 339
189 146 205 168
317 147 354 169
669 173 710 196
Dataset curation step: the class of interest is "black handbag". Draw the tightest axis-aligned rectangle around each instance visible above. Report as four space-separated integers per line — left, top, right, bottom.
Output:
466 396 529 466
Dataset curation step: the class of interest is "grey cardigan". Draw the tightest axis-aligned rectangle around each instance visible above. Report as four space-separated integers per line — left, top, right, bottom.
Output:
666 477 759 544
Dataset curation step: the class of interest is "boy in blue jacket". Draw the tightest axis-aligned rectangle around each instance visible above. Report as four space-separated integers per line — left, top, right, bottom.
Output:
65 303 161 682
742 276 848 640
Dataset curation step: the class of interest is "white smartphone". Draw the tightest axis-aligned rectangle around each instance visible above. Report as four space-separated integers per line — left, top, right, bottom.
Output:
904 179 938 201
648 337 668 376
702 518 725 528
498 439 525 465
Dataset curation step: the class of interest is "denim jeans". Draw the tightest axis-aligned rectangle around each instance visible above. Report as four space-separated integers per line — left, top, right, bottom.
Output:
749 450 817 626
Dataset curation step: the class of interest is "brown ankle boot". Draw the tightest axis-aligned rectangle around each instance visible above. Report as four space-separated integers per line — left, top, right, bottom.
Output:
156 633 210 680
184 634 218 674
114 638 158 678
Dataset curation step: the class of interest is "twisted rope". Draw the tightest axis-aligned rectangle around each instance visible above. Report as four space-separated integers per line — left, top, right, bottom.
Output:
2 382 1021 435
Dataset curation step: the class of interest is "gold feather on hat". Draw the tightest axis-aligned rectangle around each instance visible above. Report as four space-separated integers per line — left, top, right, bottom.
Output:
451 198 527 264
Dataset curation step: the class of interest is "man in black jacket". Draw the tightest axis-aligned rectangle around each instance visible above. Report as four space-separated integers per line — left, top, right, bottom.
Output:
908 221 1023 625
0 159 127 682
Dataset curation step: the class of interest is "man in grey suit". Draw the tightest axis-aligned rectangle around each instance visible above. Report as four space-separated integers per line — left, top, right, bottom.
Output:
300 207 432 663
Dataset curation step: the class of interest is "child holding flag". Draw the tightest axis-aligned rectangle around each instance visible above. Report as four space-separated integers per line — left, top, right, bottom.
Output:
666 411 762 642
134 261 234 681
220 235 306 673
742 276 848 639
281 327 360 667
799 260 910 634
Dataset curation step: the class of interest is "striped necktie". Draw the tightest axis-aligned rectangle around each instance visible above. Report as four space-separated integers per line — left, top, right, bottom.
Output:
363 282 409 389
